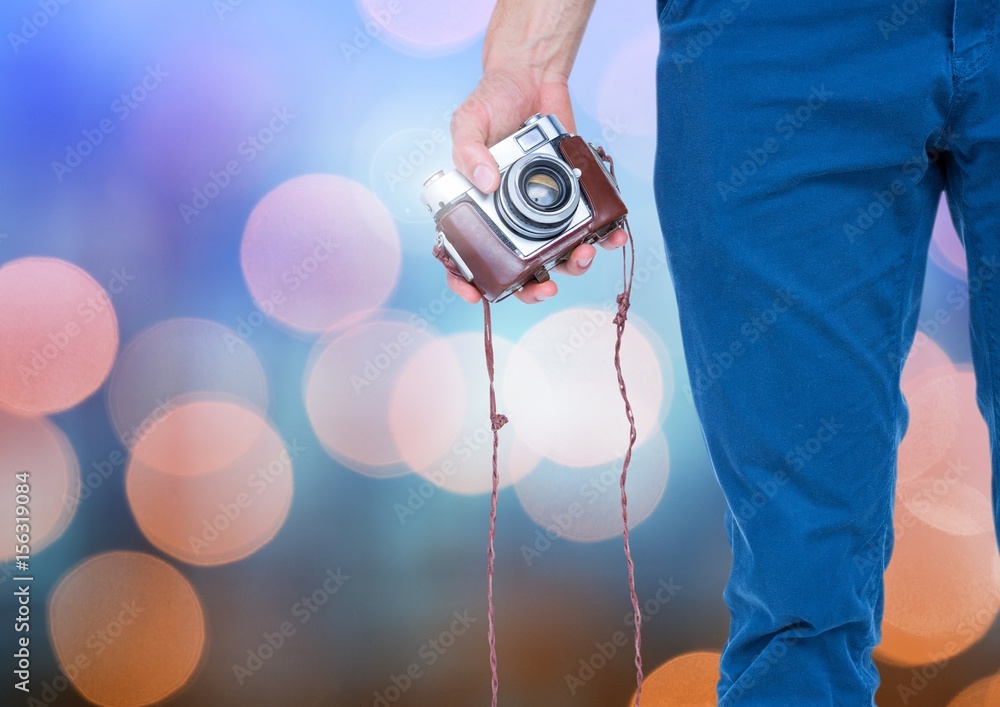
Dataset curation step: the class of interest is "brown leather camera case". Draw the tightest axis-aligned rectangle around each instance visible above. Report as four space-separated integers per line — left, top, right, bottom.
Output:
437 135 628 302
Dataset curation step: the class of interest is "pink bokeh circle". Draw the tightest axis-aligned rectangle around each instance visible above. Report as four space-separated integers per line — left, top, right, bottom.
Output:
0 411 79 561
240 174 400 334
502 308 665 467
389 333 540 494
305 317 438 477
107 318 269 450
354 0 493 58
515 430 670 543
0 258 118 414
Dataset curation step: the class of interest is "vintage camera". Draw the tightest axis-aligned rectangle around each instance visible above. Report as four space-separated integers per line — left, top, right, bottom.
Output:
420 114 627 302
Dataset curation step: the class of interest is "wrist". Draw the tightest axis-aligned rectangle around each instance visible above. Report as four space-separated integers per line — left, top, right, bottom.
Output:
481 0 594 83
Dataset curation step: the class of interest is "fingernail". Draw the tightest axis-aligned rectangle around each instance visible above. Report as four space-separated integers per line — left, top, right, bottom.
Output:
578 257 593 269
473 165 494 192
535 293 550 302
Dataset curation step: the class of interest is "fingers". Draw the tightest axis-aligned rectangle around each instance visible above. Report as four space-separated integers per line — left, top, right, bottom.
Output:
599 228 629 251
553 242 597 277
514 279 558 304
450 232 624 307
447 273 557 305
539 81 577 134
450 101 499 194
446 274 482 304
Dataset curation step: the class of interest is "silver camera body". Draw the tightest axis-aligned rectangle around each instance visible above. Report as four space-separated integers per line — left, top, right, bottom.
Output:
421 114 596 275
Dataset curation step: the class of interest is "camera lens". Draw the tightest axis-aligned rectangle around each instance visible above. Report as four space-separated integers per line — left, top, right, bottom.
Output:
496 154 581 241
523 170 563 209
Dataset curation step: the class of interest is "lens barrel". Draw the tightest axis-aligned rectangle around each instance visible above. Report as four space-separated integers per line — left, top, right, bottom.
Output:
496 154 581 240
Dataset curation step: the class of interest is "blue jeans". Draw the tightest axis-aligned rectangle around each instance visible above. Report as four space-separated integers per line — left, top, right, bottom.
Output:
653 0 1000 702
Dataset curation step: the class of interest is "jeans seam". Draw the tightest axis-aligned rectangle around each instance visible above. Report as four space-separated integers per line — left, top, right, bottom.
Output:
954 0 998 81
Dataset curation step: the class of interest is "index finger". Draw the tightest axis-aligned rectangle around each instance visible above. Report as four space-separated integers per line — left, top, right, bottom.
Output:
450 102 499 194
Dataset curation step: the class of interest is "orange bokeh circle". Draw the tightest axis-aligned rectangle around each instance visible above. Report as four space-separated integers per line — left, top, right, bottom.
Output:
948 673 1000 706
632 651 721 706
126 399 294 566
48 551 205 706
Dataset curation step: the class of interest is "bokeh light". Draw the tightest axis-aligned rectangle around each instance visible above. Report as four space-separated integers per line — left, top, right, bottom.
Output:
503 308 667 467
631 651 721 706
897 362 961 484
571 0 651 125
877 471 1000 665
515 430 670 542
0 410 79 561
369 127 455 230
948 673 1000 706
901 331 953 384
880 357 999 666
126 400 294 566
48 551 205 706
0 257 118 415
946 367 994 501
354 0 493 58
107 318 269 450
929 193 967 279
240 174 400 334
387 333 466 472
304 315 438 477
389 333 540 494
597 27 659 138
897 363 993 516
900 478 993 537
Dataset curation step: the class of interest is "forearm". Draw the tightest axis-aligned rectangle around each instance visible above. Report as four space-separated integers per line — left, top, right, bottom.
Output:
483 0 596 82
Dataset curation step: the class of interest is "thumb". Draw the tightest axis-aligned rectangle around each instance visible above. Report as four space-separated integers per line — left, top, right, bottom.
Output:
450 102 500 194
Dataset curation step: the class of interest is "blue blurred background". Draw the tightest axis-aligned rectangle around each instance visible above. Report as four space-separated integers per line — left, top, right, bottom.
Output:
0 1 997 705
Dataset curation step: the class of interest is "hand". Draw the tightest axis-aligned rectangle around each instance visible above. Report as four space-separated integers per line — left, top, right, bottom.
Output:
447 66 627 304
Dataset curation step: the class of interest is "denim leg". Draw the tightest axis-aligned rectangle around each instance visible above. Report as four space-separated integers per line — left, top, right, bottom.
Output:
942 0 1000 558
653 0 956 702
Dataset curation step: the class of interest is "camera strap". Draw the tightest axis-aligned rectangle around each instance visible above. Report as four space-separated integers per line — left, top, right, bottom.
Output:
431 146 644 706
